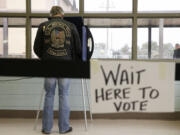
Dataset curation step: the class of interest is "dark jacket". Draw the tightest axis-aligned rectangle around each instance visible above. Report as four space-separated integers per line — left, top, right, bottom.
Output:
173 48 180 59
33 17 82 61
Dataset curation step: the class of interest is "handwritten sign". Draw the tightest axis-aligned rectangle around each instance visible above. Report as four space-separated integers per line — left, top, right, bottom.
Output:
90 60 175 113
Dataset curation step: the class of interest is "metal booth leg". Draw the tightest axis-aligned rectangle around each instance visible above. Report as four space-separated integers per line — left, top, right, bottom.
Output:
34 88 45 131
81 79 88 131
84 79 93 121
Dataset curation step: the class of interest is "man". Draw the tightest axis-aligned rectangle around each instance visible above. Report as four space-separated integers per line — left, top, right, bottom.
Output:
34 6 81 134
173 43 180 59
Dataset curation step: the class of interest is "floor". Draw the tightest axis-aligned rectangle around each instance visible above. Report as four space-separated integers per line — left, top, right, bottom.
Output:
0 118 180 135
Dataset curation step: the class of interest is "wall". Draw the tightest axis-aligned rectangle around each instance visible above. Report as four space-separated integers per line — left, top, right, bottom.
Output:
175 81 180 111
0 77 90 111
0 77 179 111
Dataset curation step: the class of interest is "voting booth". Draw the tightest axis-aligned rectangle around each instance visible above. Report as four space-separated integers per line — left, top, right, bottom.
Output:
64 16 94 129
34 16 94 131
64 16 94 61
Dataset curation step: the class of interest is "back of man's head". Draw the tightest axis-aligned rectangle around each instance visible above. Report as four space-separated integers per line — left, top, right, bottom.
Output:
175 43 180 49
50 6 64 17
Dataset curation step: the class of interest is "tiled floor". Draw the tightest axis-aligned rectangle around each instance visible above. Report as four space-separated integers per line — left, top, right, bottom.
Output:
0 118 180 135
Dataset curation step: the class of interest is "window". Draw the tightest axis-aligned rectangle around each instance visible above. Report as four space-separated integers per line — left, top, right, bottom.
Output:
32 28 37 58
0 28 3 56
91 28 132 59
31 0 79 13
0 0 25 12
138 0 180 13
0 0 180 60
0 18 26 58
138 18 180 59
8 28 26 58
138 28 148 59
84 18 132 59
85 0 132 13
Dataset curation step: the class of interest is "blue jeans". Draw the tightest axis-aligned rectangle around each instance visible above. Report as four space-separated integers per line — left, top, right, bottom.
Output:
42 78 70 133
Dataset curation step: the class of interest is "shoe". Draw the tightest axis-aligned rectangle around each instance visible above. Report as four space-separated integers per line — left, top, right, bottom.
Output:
41 129 51 134
60 127 72 134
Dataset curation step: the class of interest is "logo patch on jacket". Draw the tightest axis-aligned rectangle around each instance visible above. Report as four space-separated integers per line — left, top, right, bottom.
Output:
51 29 65 48
44 21 71 56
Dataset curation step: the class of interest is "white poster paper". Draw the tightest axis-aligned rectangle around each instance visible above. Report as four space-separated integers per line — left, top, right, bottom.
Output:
90 60 175 113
